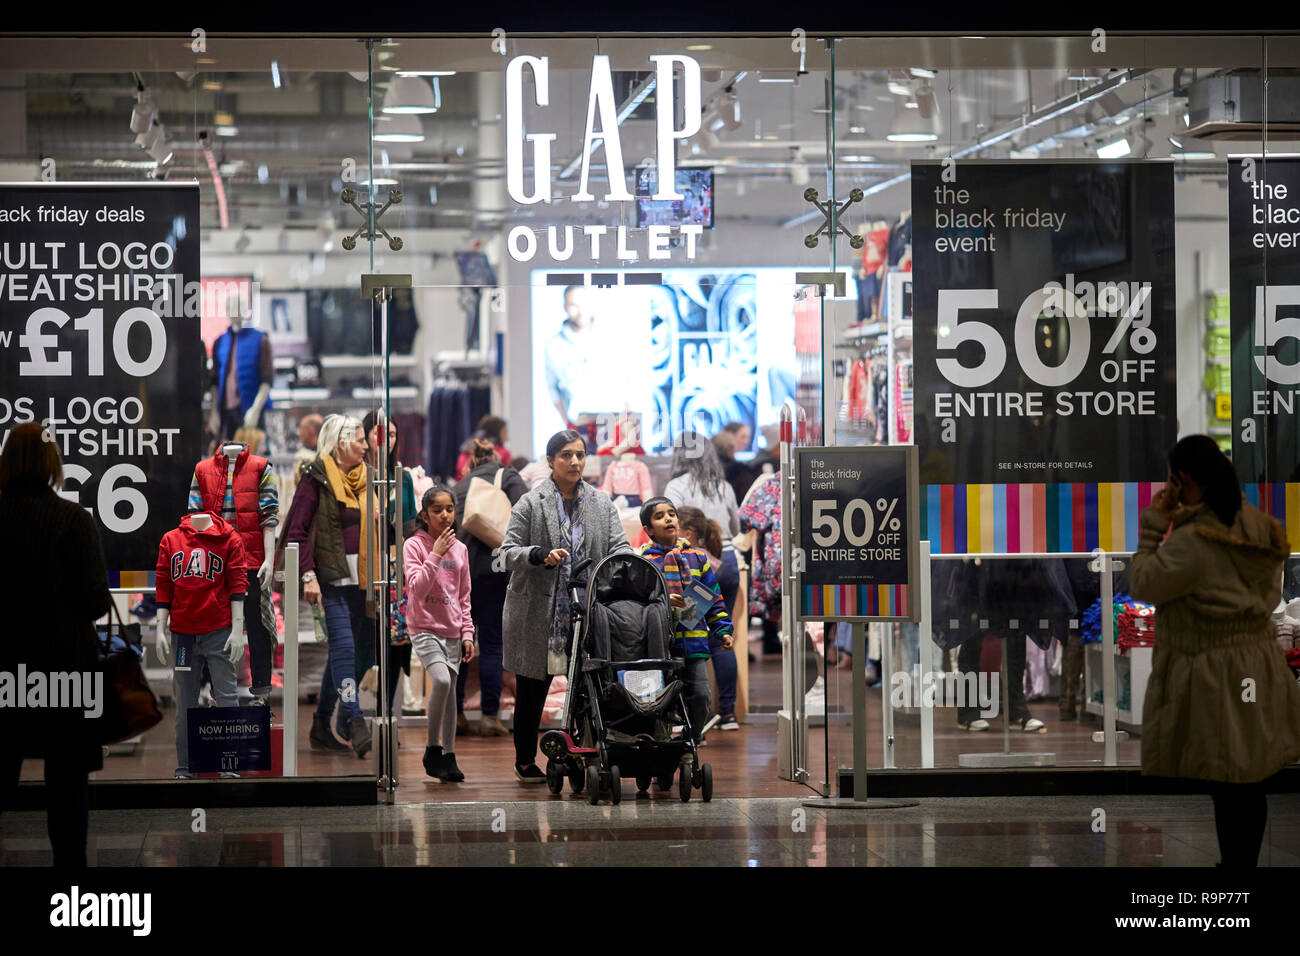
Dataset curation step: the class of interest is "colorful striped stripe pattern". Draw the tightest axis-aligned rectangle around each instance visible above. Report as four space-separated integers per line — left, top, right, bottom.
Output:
802 584 909 617
108 570 156 589
920 482 1166 554
1245 483 1300 546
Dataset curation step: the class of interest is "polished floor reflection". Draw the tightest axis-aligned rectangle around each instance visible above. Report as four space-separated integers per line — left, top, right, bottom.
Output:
2 795 1297 866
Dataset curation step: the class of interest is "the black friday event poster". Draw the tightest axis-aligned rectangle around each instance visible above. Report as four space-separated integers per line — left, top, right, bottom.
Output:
0 183 203 570
1227 156 1300 485
911 161 1177 486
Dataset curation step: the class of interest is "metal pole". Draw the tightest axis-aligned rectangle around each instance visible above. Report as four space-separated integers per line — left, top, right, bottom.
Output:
918 539 934 768
881 623 895 768
377 290 395 800
851 622 867 802
1100 551 1118 766
284 544 299 777
1001 634 1011 754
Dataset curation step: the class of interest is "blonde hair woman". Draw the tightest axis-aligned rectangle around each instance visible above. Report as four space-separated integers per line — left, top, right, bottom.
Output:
284 414 377 757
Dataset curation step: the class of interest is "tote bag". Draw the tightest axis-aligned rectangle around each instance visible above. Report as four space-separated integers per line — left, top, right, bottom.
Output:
97 601 163 745
462 466 512 548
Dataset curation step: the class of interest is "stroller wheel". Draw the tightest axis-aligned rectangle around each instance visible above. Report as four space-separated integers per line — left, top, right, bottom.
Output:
569 766 585 794
636 775 651 793
656 774 673 792
701 763 713 802
678 762 692 803
608 765 622 805
586 764 602 805
545 761 565 795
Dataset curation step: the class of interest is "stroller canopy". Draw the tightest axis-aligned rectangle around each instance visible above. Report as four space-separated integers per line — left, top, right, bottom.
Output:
583 553 673 666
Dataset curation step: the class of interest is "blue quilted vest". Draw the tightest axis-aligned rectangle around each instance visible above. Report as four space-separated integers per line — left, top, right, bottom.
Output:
214 326 271 414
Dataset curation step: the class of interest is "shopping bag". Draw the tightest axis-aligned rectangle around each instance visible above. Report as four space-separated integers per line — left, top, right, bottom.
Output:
462 466 512 548
96 601 163 745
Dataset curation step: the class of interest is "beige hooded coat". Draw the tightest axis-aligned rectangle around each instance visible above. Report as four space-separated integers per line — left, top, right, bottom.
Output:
1129 500 1300 783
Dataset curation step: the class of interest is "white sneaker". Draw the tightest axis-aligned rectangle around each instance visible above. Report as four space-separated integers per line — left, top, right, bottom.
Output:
720 714 740 731
961 719 990 731
1020 717 1046 733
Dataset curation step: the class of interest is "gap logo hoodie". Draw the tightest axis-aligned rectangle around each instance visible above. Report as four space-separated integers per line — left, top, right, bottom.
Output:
155 513 248 634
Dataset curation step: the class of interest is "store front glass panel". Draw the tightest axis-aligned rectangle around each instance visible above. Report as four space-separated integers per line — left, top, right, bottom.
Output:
819 33 1274 776
0 34 383 783
355 33 837 800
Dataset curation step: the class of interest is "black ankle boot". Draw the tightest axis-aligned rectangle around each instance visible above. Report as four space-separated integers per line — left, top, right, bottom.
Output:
349 717 372 758
422 745 444 778
440 752 465 783
310 714 349 752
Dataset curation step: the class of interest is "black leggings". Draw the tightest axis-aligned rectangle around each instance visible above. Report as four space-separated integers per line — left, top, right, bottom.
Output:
1210 778 1270 867
513 674 554 768
1 753 90 867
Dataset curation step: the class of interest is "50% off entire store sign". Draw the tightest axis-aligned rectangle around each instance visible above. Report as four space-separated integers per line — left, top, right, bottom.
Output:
795 445 920 622
912 162 1177 491
0 183 203 570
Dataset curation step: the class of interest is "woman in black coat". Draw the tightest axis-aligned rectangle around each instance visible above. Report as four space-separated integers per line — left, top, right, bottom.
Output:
0 423 112 867
452 438 529 736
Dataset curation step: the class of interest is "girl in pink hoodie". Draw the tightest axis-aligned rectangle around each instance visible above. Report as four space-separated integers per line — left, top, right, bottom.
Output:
404 486 475 782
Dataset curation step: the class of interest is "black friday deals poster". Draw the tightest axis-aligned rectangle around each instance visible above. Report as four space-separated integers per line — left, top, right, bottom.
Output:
1227 156 1300 490
0 183 203 570
911 161 1177 487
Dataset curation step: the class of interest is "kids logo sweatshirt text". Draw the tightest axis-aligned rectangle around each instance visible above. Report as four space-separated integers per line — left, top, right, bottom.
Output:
155 513 248 634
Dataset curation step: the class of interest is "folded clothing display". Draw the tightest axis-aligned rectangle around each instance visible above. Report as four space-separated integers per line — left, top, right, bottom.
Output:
1081 593 1156 650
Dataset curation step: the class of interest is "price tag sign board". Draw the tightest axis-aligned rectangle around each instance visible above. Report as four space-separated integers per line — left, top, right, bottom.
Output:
1228 156 1300 495
0 183 203 570
795 445 920 622
911 161 1177 487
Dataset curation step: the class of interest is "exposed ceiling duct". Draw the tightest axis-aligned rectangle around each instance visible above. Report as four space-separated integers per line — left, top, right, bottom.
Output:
1186 70 1300 140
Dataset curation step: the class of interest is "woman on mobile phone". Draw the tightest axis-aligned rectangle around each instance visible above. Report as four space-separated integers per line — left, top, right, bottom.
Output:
1129 435 1300 867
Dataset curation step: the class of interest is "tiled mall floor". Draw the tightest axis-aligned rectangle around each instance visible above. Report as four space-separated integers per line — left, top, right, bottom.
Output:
3 794 1298 866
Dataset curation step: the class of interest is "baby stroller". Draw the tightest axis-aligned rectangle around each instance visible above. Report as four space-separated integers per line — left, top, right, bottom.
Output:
540 552 714 804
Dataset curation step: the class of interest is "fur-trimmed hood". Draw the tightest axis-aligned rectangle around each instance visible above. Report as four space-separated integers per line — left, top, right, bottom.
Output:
1174 500 1290 611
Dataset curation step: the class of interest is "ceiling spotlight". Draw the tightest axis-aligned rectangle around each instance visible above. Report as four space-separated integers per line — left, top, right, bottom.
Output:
374 112 425 142
887 109 940 142
1096 137 1132 159
130 96 156 134
915 83 940 120
790 147 810 186
147 135 174 165
383 75 440 113
176 71 197 82
134 119 164 152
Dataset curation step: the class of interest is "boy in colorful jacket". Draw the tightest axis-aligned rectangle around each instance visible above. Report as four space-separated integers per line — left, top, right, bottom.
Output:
638 496 734 743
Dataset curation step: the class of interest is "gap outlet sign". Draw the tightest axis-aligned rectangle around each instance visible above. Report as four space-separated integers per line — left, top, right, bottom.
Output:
0 183 203 570
505 54 703 263
911 162 1177 554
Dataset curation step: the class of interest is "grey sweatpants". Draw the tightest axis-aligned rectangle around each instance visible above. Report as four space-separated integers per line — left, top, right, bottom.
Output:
412 632 462 751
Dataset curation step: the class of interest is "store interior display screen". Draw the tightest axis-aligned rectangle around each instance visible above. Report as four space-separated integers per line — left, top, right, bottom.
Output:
529 267 854 456
635 167 713 229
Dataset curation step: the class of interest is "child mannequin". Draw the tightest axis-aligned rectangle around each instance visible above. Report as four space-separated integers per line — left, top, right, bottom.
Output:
403 486 475 782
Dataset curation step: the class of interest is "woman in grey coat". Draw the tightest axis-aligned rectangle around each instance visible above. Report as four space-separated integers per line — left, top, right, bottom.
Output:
500 429 632 782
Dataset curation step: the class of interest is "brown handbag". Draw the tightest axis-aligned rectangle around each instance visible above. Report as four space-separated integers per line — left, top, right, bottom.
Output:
96 600 163 745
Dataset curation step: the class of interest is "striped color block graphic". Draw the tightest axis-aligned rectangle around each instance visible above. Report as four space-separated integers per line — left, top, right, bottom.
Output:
1245 483 1300 546
802 584 909 618
108 570 156 589
920 482 1165 554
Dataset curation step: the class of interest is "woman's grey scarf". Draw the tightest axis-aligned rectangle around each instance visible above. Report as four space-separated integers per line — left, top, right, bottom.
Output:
548 479 588 674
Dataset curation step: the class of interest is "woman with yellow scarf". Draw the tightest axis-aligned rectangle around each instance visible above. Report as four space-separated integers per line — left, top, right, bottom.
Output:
284 414 380 758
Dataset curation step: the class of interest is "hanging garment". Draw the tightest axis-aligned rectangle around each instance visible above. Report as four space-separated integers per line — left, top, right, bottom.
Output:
601 458 654 501
739 473 782 622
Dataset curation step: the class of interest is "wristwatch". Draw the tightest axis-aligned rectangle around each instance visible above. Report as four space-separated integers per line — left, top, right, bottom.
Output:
301 572 317 583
